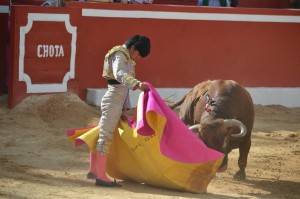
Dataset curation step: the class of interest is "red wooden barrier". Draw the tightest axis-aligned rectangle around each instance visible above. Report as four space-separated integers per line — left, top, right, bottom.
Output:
12 0 45 6
7 2 300 108
238 0 292 9
0 0 9 96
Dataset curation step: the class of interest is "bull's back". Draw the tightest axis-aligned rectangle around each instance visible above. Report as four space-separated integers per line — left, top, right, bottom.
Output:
178 80 212 125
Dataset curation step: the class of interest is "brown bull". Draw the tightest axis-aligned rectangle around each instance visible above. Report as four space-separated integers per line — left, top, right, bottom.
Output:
170 80 254 180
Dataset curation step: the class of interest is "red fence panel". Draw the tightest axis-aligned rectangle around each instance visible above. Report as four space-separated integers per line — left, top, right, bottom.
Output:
8 3 300 108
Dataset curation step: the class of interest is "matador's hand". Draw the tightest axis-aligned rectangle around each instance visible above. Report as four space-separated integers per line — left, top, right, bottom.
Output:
138 82 150 91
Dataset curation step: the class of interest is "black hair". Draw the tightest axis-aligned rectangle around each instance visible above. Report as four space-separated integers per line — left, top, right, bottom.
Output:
124 35 151 58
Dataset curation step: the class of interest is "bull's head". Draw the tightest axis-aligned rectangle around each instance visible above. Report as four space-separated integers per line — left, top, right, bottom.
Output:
189 119 247 154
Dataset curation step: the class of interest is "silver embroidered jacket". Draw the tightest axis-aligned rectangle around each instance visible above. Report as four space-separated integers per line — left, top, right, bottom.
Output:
102 45 140 90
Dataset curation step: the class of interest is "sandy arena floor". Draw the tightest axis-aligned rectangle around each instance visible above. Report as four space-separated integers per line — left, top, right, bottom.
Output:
0 93 299 199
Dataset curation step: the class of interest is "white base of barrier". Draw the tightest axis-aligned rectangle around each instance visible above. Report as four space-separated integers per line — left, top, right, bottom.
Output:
86 87 300 108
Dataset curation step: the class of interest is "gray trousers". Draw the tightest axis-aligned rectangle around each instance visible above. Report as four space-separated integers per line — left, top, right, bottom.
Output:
97 84 129 153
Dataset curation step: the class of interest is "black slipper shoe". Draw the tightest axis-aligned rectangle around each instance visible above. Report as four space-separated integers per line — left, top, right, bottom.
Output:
95 179 121 187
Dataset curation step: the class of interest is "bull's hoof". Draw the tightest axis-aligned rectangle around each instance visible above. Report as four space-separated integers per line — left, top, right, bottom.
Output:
217 165 228 173
233 170 246 180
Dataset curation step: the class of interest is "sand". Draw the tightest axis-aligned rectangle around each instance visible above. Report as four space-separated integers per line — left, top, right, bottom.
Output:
0 92 299 199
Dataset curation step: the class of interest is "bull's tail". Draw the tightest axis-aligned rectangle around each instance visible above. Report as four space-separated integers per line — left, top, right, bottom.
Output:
169 93 189 110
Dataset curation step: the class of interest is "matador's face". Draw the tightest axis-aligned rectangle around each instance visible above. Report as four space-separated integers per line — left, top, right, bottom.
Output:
129 46 141 61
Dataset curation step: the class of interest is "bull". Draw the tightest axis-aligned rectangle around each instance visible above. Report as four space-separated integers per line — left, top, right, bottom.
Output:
170 80 254 180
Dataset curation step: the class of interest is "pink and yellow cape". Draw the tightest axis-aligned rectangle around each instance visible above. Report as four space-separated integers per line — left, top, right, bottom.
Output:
67 83 223 193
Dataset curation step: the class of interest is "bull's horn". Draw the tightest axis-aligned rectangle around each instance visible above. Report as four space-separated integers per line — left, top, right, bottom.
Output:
224 119 247 137
189 124 200 134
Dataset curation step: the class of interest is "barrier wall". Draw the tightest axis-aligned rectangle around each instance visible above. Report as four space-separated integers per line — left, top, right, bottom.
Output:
0 0 9 96
8 2 300 108
238 0 292 8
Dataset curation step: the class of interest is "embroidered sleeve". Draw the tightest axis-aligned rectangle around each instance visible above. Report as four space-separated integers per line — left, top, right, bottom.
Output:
112 51 140 90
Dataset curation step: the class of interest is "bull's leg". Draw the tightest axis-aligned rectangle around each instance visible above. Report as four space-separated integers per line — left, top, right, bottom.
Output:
234 140 251 180
218 154 228 172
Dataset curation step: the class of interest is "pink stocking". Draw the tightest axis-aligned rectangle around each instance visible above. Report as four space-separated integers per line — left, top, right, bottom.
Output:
96 152 112 182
